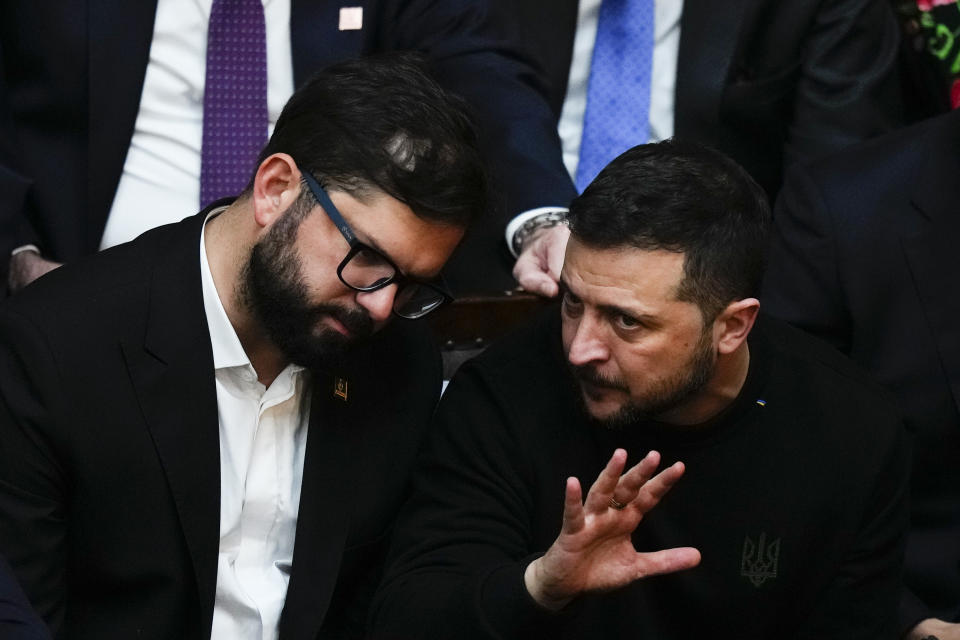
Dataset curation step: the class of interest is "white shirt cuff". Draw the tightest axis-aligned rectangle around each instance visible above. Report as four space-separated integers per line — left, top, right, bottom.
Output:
10 244 41 257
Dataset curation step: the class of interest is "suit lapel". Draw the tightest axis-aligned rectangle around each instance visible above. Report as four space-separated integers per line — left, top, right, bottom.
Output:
674 0 751 137
280 369 360 640
87 0 158 249
121 212 221 632
904 117 960 417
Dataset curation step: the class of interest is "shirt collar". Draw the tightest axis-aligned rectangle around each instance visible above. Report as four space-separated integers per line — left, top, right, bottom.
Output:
200 207 252 370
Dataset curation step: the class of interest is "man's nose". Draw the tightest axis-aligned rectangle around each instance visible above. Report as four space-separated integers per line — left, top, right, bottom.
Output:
566 315 610 366
355 285 396 323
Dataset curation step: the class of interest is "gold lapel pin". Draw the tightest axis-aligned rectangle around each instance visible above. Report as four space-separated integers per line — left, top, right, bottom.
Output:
334 377 349 402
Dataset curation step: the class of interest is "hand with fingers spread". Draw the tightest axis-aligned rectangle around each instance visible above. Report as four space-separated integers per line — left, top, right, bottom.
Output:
523 449 701 611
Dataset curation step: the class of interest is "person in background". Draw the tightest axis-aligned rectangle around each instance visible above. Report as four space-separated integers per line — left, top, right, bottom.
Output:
0 0 567 297
763 108 960 640
499 0 904 298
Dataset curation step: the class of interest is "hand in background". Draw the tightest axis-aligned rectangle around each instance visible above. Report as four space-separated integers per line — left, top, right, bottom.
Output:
524 449 701 611
512 224 570 298
8 251 61 293
907 618 960 640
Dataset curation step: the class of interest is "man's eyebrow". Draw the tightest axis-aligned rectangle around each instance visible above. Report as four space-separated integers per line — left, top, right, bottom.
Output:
597 302 659 325
559 279 658 322
597 302 636 317
353 228 443 282
354 231 393 264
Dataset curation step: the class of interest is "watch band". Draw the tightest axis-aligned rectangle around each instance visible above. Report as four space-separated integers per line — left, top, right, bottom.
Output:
511 211 569 255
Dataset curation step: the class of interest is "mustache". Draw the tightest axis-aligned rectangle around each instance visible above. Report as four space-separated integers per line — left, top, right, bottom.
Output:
570 364 628 392
310 303 374 339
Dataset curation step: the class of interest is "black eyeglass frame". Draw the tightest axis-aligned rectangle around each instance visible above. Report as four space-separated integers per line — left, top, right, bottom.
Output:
297 166 453 319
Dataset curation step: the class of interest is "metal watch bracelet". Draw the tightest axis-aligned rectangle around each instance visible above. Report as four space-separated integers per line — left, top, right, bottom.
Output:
511 211 569 255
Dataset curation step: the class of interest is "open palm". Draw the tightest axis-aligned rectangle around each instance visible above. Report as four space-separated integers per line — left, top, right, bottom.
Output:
524 449 701 610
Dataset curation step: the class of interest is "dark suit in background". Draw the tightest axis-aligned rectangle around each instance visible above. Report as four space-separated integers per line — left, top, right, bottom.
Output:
0 0 569 295
0 210 443 639
496 0 903 198
762 109 960 631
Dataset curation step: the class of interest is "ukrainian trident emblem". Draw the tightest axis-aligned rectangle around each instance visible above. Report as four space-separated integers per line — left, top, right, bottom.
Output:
740 532 780 587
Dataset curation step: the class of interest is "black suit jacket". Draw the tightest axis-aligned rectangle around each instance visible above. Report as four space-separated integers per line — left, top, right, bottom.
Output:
498 0 903 198
762 109 960 630
0 0 571 295
0 210 444 639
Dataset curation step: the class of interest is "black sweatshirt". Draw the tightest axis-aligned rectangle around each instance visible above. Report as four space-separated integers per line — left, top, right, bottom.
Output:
372 311 911 639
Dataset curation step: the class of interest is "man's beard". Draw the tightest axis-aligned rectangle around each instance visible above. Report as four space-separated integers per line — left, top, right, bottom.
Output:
569 326 716 430
239 204 374 371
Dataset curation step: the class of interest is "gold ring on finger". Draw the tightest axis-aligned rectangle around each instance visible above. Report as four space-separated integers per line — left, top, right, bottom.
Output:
609 497 627 510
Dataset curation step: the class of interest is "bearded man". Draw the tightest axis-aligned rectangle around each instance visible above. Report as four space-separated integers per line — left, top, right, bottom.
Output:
371 140 911 639
0 54 485 640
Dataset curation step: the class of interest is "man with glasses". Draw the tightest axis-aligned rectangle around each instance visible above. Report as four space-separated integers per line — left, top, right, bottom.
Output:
298 170 453 322
0 53 484 639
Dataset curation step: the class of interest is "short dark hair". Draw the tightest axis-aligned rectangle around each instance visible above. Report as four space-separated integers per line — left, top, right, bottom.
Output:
250 52 486 227
568 140 770 321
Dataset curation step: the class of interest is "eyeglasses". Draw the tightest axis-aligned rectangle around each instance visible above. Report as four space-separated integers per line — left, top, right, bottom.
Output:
298 166 453 319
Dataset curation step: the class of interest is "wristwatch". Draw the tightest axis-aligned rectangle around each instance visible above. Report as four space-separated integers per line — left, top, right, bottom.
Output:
511 211 569 255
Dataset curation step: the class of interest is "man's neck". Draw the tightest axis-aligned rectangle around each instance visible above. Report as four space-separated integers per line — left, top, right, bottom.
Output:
657 343 751 427
204 202 288 387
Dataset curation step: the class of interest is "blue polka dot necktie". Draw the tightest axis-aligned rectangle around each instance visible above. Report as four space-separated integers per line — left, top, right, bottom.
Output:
200 0 268 208
575 0 655 193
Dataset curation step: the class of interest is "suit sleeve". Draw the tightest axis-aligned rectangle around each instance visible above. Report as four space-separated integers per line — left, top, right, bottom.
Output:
0 307 68 634
377 0 576 219
762 162 852 352
369 361 571 639
0 34 42 290
784 0 903 167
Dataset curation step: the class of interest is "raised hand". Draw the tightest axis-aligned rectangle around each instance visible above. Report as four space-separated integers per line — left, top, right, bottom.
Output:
908 618 960 640
524 449 701 610
8 250 62 293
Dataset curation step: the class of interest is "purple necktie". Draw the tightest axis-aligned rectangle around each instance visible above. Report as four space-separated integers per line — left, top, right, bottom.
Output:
200 0 268 208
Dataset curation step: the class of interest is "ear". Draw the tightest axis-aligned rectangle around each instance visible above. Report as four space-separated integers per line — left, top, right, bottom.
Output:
251 153 303 229
712 298 760 355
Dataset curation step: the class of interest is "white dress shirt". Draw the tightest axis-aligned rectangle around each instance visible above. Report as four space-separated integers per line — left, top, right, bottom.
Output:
200 210 311 640
101 0 294 249
505 0 683 252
